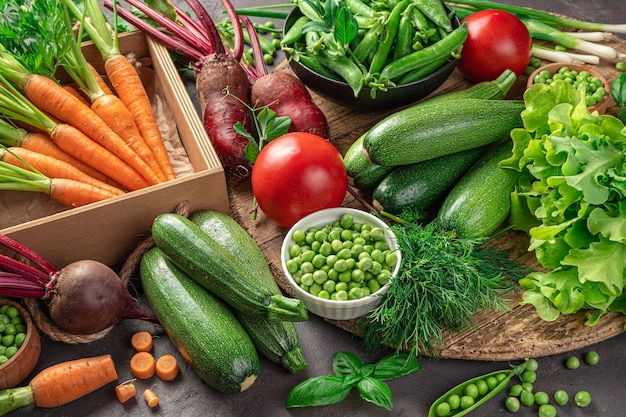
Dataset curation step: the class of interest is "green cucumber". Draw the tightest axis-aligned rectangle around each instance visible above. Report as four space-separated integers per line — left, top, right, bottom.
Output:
140 247 259 393
343 134 395 190
189 210 307 374
372 147 485 215
344 70 517 189
151 213 308 322
436 141 521 239
362 98 525 166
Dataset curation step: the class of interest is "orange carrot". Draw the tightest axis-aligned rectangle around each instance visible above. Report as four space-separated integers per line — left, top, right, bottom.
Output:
0 147 125 196
88 63 114 95
105 54 176 181
130 331 153 353
49 177 122 207
23 73 162 186
29 354 118 408
115 381 137 404
63 84 90 105
143 388 159 408
130 351 156 380
91 92 167 182
49 123 150 191
155 355 179 381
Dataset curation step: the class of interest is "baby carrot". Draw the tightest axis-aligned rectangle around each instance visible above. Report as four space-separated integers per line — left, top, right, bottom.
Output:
143 388 159 408
114 381 137 404
104 54 176 181
22 74 163 186
131 331 153 353
31 354 118 408
156 355 179 381
0 147 125 196
130 351 156 380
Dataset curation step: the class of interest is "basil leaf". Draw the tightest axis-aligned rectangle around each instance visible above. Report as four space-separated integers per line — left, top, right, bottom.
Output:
356 376 393 411
372 353 422 380
333 351 364 376
358 363 375 377
285 375 352 408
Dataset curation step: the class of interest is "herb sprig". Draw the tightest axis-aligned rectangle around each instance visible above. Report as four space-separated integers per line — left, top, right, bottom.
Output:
285 351 420 410
361 214 526 358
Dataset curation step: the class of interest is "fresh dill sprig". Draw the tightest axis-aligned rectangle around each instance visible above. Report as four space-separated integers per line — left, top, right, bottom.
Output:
361 217 526 358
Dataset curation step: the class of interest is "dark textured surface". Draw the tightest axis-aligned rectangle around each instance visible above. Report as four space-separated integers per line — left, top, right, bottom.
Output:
10 1 626 416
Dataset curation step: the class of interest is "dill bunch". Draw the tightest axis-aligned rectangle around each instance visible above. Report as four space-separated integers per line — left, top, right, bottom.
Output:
361 218 528 358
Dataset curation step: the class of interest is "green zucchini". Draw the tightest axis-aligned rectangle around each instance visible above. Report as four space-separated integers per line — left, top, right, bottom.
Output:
343 134 395 190
362 98 525 166
140 247 259 393
344 70 517 189
189 210 307 374
436 141 521 239
372 147 485 215
151 213 308 322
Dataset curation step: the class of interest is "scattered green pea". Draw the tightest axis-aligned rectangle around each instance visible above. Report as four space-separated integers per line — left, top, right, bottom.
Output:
616 61 626 72
509 383 524 397
538 404 557 417
520 390 535 407
287 213 398 301
553 389 569 406
505 396 521 412
574 390 592 407
534 391 550 406
525 358 539 372
565 356 580 370
520 369 537 384
584 350 599 366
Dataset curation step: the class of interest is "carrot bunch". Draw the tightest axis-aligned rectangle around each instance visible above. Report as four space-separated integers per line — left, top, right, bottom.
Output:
0 0 176 208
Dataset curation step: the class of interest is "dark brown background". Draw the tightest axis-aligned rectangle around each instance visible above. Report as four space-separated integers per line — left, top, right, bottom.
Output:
11 1 626 416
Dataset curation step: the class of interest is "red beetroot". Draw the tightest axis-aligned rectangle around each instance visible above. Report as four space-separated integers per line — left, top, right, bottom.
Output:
0 234 158 335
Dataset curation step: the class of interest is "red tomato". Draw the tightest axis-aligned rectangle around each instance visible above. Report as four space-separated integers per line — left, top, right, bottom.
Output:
457 10 532 82
251 132 348 228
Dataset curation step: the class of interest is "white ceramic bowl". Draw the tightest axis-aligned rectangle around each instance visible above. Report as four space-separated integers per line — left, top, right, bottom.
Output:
281 208 401 320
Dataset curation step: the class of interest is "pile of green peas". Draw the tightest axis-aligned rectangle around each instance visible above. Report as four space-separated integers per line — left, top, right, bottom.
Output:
285 213 398 301
532 65 607 107
0 303 27 365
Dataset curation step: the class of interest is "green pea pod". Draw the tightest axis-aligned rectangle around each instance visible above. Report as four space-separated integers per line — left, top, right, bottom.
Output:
369 0 409 74
316 51 365 97
298 54 343 81
428 361 528 417
411 0 452 31
393 11 415 60
397 55 449 84
352 23 383 66
380 22 467 82
282 15 311 46
345 0 376 18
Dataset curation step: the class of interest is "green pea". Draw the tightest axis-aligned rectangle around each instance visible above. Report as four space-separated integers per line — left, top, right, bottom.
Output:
0 356 6 365
447 394 461 410
463 383 479 399
14 333 26 348
504 396 521 412
340 213 354 229
584 350 599 366
435 401 451 416
460 395 474 409
509 384 523 397
4 346 17 359
520 369 536 384
617 61 626 72
538 404 557 417
348 287 364 300
475 379 489 396
574 390 592 407
6 307 18 319
553 389 569 406
525 358 539 372
485 376 499 390
534 391 549 406
1 334 14 347
521 382 533 392
565 356 580 370
292 229 306 243
520 390 535 407
313 269 328 284
335 290 349 301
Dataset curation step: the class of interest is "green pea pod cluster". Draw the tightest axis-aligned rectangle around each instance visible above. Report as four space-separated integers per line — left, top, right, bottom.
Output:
428 360 528 417
282 0 465 97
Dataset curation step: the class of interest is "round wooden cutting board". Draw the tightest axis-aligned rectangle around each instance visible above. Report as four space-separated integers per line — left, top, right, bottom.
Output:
225 33 626 361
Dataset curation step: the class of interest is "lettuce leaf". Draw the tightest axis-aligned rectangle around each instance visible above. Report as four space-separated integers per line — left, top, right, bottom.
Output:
500 80 626 324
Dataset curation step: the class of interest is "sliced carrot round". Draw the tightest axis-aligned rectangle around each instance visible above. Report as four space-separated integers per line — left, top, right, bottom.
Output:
156 354 179 381
129 351 156 380
131 331 153 352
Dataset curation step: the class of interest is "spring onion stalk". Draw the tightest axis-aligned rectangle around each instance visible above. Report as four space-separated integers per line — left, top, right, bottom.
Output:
567 31 612 42
522 17 623 60
531 45 600 65
450 0 626 34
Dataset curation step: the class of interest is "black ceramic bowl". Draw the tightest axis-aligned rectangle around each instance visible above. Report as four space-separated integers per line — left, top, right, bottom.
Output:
282 6 461 110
